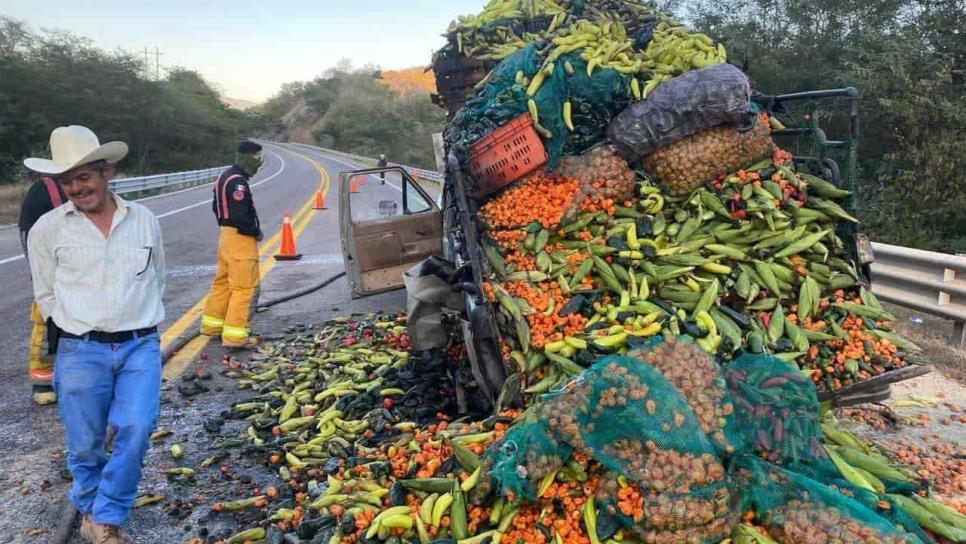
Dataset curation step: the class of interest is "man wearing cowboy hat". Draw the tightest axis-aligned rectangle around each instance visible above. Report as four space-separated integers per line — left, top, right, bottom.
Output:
26 125 166 544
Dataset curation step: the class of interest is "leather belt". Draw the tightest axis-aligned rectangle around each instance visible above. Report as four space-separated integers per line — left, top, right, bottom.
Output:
60 326 159 344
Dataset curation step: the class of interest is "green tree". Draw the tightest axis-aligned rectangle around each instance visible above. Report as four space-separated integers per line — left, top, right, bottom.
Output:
0 17 258 183
682 0 965 251
260 63 445 170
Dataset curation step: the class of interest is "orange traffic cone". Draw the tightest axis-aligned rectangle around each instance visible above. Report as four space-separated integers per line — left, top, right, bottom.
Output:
274 213 302 261
350 177 359 194
313 190 326 210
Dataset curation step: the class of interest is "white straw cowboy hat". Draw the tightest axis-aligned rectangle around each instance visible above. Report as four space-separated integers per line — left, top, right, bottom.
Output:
24 125 128 175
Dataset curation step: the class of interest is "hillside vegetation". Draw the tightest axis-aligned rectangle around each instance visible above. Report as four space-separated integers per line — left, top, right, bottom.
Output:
684 0 965 251
0 17 259 184
258 63 445 170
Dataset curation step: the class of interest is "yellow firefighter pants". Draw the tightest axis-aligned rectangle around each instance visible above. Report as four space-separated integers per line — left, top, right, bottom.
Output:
28 301 54 384
201 227 260 345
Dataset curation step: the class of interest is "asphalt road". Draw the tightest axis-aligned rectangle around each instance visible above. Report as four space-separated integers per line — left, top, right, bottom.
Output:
0 143 431 542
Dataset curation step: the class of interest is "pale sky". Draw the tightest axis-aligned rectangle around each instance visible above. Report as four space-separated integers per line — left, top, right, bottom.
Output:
1 0 483 103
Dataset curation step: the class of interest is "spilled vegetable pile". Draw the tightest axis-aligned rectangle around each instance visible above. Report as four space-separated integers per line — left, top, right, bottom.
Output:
200 315 965 544
478 142 920 394
436 0 926 393
190 0 962 542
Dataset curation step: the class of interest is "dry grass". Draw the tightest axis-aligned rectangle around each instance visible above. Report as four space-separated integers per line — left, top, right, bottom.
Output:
0 182 28 226
885 302 966 382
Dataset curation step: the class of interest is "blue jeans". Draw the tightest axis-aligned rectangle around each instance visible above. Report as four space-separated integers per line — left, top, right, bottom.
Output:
53 332 161 526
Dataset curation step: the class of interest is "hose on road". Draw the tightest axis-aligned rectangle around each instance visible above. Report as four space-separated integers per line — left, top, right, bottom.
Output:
53 270 351 542
161 331 200 362
254 271 346 312
51 503 78 544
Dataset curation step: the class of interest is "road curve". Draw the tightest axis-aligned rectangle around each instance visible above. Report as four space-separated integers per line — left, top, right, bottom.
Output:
0 144 420 542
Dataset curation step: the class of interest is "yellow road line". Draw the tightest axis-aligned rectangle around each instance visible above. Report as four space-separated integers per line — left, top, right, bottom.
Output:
161 146 332 379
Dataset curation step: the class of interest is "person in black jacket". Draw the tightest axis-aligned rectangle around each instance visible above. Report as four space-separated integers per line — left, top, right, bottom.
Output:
18 176 67 405
199 141 263 348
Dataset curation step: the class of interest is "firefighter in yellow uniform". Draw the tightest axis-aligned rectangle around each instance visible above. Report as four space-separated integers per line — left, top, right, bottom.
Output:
19 176 67 404
200 141 264 348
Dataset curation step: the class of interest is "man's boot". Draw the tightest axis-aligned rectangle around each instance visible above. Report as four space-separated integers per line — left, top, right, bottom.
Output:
78 514 95 542
83 518 134 544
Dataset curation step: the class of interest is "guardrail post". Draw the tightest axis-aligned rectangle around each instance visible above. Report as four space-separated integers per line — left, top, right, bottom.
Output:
953 256 966 349
954 321 966 349
940 266 954 306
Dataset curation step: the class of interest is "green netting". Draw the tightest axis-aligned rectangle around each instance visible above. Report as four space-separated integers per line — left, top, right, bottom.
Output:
724 353 825 465
732 454 925 544
779 458 938 544
443 44 534 172
626 337 741 456
593 474 738 544
559 55 633 156
487 337 739 542
443 44 633 180
484 338 935 542
485 409 573 502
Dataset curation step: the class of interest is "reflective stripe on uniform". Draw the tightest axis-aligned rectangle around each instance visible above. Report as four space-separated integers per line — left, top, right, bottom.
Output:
43 177 64 207
201 315 225 328
222 324 250 341
29 368 54 382
216 174 244 220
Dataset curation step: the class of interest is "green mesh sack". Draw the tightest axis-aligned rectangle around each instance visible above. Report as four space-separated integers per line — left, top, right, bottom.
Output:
626 336 741 456
486 337 739 541
723 353 929 540
731 454 925 544
593 474 738 544
537 338 739 542
484 409 573 501
725 354 824 465
537 351 724 486
781 458 937 544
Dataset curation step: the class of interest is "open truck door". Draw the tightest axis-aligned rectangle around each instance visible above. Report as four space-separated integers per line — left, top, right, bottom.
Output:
339 166 443 298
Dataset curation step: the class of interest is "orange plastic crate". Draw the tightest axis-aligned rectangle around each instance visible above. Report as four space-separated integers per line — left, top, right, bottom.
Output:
466 114 548 198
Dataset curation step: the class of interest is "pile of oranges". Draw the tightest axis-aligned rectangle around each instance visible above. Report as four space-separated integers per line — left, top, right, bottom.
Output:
480 171 580 229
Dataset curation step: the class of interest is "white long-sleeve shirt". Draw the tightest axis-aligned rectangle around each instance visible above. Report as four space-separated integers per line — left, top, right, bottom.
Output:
27 193 166 335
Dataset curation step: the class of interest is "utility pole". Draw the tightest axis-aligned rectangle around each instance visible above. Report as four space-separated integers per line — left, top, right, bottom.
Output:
143 47 163 80
154 46 163 80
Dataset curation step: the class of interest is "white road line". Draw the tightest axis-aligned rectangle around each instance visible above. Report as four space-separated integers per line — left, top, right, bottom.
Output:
153 150 286 219
0 151 287 266
153 201 209 220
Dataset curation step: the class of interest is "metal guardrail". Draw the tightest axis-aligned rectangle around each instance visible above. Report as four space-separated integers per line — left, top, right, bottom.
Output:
109 166 228 196
870 242 966 348
288 143 443 184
